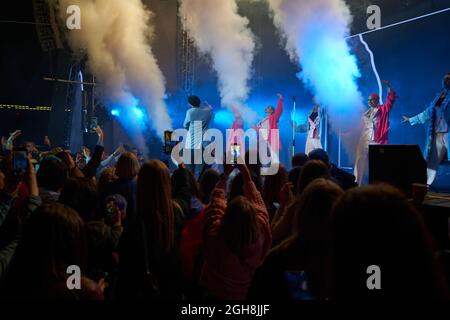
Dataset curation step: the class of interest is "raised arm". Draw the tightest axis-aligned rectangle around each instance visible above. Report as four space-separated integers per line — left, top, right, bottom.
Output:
403 105 433 126
273 94 284 122
239 163 272 258
5 130 21 151
183 109 191 130
381 80 396 113
203 173 228 238
270 182 295 244
238 164 268 221
82 145 104 178
100 145 124 168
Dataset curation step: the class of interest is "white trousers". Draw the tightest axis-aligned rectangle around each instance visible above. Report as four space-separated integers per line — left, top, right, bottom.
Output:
426 132 448 185
305 138 322 156
354 138 374 186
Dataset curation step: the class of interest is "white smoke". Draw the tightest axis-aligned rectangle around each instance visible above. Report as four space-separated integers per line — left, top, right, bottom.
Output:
179 0 257 121
267 0 364 137
55 0 172 150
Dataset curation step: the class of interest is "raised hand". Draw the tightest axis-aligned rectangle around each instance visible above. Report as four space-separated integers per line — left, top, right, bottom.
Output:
9 130 22 140
381 80 391 87
223 161 234 178
204 101 212 109
6 130 22 150
95 126 104 145
277 93 283 100
43 135 51 146
113 145 125 157
25 155 38 197
237 163 251 182
82 146 91 159
94 125 103 137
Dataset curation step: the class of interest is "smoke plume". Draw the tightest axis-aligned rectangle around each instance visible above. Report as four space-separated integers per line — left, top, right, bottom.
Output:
56 0 172 150
179 0 257 121
267 0 364 136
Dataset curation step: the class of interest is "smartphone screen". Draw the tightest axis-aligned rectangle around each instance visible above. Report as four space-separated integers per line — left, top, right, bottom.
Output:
90 117 98 132
285 270 314 300
230 143 240 164
13 148 28 174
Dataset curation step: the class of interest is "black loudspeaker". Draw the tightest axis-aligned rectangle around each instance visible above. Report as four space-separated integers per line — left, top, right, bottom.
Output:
369 145 427 196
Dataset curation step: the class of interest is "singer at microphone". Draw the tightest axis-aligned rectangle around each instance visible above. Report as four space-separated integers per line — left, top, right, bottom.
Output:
402 72 450 185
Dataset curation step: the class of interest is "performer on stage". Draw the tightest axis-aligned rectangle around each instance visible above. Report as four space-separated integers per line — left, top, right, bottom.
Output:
257 94 284 163
183 95 213 177
402 72 450 185
354 80 397 185
227 105 245 152
305 102 323 155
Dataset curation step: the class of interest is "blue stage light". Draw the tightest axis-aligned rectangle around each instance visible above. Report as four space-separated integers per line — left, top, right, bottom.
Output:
214 110 234 128
132 107 144 119
111 109 120 117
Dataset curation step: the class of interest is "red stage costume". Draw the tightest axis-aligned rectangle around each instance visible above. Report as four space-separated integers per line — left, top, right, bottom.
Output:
373 90 397 144
258 97 284 151
354 88 397 185
268 97 284 150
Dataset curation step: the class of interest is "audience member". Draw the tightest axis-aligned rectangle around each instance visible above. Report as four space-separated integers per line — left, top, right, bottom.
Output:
200 163 271 300
249 179 343 300
331 184 449 299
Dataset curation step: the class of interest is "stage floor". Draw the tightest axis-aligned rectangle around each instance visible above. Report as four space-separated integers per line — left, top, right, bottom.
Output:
425 193 450 208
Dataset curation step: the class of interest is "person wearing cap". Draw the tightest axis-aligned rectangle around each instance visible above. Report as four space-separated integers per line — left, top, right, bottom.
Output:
104 193 128 226
354 80 397 185
183 95 213 178
402 72 450 185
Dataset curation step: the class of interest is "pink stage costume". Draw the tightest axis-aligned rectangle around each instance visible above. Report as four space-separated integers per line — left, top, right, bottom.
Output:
354 89 397 185
257 97 284 167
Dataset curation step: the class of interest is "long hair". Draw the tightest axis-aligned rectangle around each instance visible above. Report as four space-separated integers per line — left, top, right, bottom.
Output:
262 165 288 205
59 177 99 222
98 167 117 193
184 167 200 200
294 179 343 243
262 165 288 221
229 172 262 202
297 160 330 195
137 160 175 253
272 179 343 298
219 196 261 260
331 184 448 299
199 169 220 204
2 203 87 298
115 152 140 180
309 105 320 118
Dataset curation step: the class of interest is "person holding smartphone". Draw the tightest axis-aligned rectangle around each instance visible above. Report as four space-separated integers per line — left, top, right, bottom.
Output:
0 155 41 280
200 162 272 300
